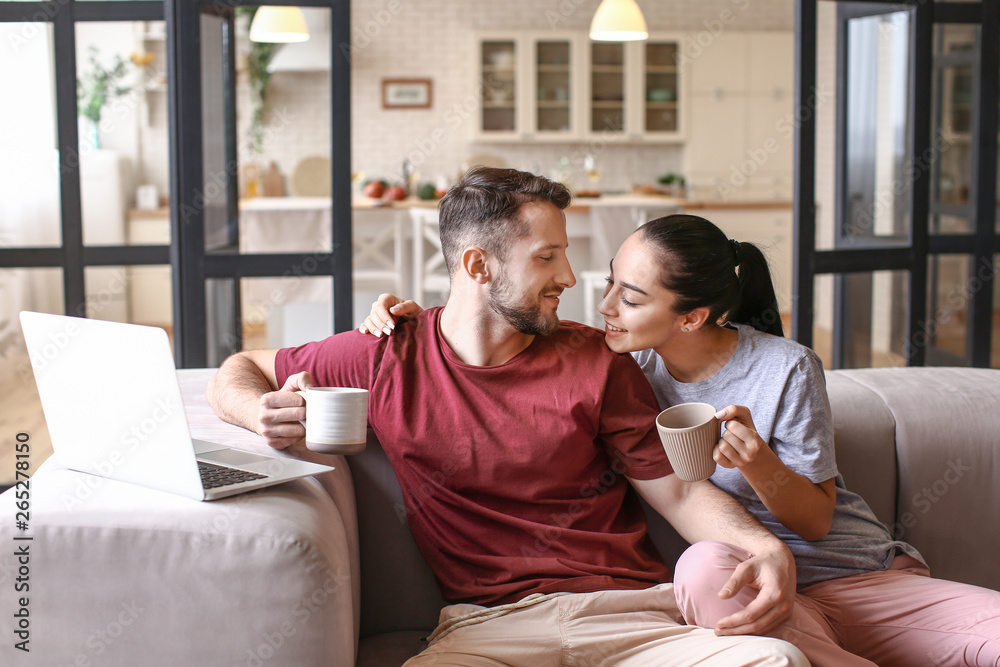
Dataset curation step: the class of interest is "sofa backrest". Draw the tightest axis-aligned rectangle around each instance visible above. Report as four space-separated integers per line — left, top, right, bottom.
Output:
350 430 447 638
827 367 1000 592
349 367 1000 637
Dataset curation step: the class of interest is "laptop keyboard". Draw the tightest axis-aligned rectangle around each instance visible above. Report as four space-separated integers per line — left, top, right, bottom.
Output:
198 461 268 489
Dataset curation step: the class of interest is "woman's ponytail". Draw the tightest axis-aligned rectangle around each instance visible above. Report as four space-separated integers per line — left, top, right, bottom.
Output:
729 241 784 337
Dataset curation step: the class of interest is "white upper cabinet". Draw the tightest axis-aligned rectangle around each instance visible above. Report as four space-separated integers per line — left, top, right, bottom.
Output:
473 32 683 143
747 32 795 98
531 37 584 140
619 35 684 142
474 32 582 143
476 36 521 141
588 40 630 139
684 31 795 200
686 33 749 96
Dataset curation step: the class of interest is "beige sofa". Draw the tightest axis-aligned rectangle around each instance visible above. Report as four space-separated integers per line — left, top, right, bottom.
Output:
1 366 998 666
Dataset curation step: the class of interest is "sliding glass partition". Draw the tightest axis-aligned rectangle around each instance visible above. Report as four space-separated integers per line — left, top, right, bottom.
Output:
795 0 998 369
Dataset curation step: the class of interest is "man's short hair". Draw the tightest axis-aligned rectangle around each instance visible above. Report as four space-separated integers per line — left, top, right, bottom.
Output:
438 167 571 275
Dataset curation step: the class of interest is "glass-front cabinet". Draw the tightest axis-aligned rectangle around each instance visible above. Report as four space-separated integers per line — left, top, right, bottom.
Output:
475 32 580 142
480 39 518 136
534 40 575 137
642 40 680 135
590 41 626 134
474 32 682 143
588 36 683 141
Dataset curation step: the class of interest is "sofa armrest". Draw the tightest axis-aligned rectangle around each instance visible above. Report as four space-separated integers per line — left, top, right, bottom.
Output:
0 461 357 666
0 367 363 666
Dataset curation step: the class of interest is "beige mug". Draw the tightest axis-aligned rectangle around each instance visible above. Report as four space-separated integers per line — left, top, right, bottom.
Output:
655 402 719 482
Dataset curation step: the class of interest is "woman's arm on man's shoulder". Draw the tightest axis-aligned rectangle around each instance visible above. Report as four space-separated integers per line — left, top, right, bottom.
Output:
358 293 424 337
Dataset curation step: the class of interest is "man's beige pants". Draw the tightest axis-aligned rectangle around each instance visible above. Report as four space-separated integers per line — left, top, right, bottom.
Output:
404 583 808 666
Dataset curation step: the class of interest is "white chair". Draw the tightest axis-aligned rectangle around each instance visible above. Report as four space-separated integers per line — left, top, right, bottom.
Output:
581 270 608 327
582 204 681 328
631 204 683 227
353 209 406 295
409 207 451 307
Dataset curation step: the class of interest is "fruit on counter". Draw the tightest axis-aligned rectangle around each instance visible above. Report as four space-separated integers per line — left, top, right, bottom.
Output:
383 185 407 201
417 182 438 201
362 179 388 198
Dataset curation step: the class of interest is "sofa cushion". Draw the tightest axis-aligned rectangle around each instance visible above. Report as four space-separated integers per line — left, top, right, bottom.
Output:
837 368 1000 591
358 631 428 667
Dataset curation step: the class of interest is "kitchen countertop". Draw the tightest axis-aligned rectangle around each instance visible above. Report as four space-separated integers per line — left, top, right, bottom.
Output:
347 194 791 212
142 196 793 218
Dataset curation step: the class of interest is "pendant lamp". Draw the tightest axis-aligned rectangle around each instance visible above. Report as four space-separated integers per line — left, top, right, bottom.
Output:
589 0 648 42
249 6 310 43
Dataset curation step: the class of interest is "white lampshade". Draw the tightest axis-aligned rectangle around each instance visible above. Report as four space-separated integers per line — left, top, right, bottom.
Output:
589 0 649 42
249 6 310 43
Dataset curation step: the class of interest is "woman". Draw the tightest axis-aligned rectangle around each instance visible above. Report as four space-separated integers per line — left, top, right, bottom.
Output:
359 214 1000 667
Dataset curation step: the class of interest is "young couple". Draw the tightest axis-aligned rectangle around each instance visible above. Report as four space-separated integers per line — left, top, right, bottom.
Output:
209 166 998 666
359 176 1000 665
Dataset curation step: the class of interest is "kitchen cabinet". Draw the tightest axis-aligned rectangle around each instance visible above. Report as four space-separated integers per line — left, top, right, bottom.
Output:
473 32 683 143
638 39 683 138
700 207 794 313
685 94 749 177
474 32 583 142
685 31 794 201
588 41 628 136
589 36 684 142
687 33 748 94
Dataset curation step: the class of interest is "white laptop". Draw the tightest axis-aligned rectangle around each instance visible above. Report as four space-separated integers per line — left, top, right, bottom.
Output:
19 311 333 501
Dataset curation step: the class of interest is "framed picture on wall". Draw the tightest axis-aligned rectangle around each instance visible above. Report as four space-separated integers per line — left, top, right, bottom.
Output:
382 79 432 109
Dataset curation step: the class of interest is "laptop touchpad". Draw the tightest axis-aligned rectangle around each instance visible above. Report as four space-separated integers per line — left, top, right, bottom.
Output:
199 449 277 467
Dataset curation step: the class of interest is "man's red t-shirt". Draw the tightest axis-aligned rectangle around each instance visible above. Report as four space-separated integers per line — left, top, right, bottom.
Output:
275 308 673 606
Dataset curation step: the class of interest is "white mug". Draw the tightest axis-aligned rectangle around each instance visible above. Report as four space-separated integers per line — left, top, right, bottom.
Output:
296 387 369 455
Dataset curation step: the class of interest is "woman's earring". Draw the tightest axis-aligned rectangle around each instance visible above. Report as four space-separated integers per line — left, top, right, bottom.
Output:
682 327 689 332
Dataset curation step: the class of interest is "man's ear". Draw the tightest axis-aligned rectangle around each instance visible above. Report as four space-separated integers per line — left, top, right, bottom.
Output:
681 306 712 331
461 246 491 284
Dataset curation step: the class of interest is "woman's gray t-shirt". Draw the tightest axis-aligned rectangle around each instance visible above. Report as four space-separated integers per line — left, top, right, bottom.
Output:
632 324 924 587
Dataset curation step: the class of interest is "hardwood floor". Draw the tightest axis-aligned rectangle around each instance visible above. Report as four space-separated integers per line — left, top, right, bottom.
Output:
0 351 54 487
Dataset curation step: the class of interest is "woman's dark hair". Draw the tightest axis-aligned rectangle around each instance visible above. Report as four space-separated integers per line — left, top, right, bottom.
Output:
638 214 784 336
438 166 570 274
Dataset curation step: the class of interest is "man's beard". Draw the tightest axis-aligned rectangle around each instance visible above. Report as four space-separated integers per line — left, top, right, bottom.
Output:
488 271 560 336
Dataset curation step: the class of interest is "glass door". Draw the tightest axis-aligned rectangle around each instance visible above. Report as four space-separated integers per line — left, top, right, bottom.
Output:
169 0 351 368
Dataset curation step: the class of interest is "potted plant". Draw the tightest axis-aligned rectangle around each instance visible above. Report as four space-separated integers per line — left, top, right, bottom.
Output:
658 172 687 198
76 46 134 149
239 7 277 156
237 7 278 197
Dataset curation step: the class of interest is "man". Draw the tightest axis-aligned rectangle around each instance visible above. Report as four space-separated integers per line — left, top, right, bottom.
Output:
208 167 806 665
